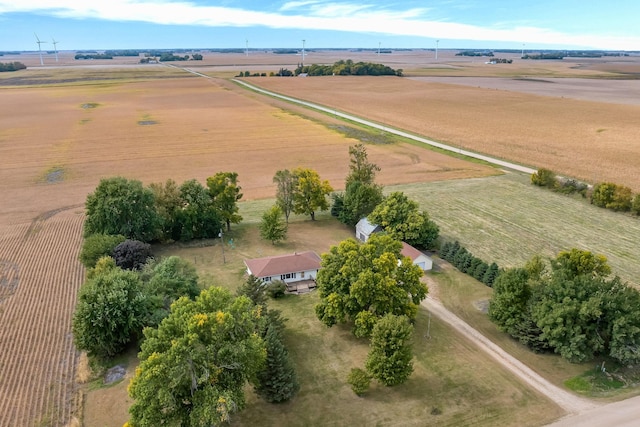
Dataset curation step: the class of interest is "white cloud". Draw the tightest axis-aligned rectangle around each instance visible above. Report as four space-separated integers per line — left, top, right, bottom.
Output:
0 0 638 50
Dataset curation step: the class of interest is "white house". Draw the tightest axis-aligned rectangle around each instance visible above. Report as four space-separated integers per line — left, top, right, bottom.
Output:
400 242 433 272
244 251 322 285
355 218 383 242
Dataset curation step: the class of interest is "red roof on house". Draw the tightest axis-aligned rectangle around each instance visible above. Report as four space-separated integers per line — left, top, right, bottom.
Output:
244 251 321 278
400 242 424 261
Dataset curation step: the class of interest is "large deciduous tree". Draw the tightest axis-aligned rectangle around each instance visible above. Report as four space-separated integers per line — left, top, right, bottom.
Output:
489 249 640 364
345 143 380 187
127 287 266 427
149 179 182 241
315 233 426 338
334 144 384 226
207 172 243 231
142 256 201 326
292 168 333 221
84 177 160 242
368 192 439 249
365 314 414 386
176 179 221 241
72 268 149 358
273 169 295 223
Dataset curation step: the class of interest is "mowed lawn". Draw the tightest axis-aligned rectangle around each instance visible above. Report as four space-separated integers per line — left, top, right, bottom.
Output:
394 172 640 287
146 216 564 427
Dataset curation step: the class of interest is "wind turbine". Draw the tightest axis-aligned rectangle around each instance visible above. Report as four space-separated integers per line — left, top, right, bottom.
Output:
34 33 46 66
51 37 59 62
435 39 440 60
245 39 248 57
302 39 306 66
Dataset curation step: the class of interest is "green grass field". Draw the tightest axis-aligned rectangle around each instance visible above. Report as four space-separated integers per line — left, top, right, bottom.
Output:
150 217 563 427
393 172 640 287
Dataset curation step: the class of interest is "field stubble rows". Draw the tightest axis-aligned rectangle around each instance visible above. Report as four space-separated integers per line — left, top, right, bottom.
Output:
0 209 85 427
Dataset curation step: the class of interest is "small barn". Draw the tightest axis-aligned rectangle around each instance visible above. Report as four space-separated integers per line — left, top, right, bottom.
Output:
244 251 322 293
355 218 383 242
400 242 433 272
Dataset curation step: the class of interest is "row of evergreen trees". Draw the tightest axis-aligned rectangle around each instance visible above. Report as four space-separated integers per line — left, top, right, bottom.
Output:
439 241 500 287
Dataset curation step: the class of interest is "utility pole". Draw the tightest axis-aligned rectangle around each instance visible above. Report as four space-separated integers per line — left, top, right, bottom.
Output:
218 229 226 264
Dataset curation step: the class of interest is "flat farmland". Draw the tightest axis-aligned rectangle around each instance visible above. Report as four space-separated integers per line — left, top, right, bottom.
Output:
245 74 640 191
0 207 85 427
0 68 496 426
395 173 640 287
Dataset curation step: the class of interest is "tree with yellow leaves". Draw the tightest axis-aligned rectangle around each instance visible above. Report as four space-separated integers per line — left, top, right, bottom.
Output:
127 287 266 426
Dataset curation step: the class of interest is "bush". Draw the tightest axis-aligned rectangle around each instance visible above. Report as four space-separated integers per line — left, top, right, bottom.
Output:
531 168 557 188
266 280 287 298
591 182 633 211
79 234 126 268
633 194 640 216
347 368 371 396
112 239 152 270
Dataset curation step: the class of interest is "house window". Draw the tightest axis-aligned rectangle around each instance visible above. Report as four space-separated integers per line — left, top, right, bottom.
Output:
301 272 305 278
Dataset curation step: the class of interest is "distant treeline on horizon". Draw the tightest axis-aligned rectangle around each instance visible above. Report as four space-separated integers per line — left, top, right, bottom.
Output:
2 48 638 56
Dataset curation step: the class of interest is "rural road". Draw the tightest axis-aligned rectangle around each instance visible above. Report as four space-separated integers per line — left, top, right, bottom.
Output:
544 394 640 426
421 297 598 416
230 78 537 175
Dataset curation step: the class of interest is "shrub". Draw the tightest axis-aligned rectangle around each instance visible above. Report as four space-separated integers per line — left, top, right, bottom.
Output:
266 280 287 298
531 168 557 188
347 368 371 396
112 239 152 270
79 234 126 268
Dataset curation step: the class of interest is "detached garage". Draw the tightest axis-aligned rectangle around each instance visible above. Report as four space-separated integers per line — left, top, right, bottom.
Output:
400 242 433 272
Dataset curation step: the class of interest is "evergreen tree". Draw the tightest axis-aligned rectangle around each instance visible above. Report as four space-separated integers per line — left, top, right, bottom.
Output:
483 263 500 286
254 322 299 403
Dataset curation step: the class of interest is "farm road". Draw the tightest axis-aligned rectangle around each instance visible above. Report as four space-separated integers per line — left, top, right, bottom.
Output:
230 79 537 175
172 65 535 175
422 297 597 416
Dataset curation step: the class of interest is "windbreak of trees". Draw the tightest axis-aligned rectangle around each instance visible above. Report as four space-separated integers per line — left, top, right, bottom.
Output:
0 61 26 72
439 241 501 287
456 51 494 57
531 168 640 215
294 59 402 76
75 53 113 60
83 174 243 243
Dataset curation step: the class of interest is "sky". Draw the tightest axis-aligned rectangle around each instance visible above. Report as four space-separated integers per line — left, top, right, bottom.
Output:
0 0 638 52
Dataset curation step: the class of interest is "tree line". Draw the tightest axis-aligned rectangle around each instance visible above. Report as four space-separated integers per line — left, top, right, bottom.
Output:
531 168 640 215
439 241 500 287
294 59 402 76
0 61 26 72
489 249 640 364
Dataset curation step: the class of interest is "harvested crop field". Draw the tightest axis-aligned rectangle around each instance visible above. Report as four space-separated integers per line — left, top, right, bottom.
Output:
246 75 640 191
0 69 496 426
0 207 84 427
